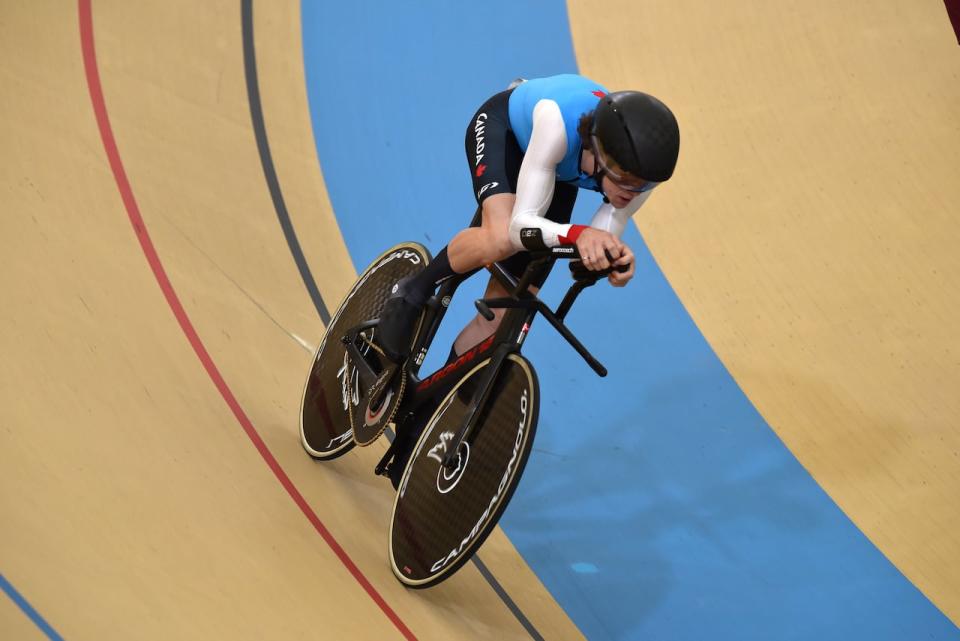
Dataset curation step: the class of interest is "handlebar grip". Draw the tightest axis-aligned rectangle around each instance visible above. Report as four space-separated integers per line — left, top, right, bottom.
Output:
605 249 631 274
568 250 631 281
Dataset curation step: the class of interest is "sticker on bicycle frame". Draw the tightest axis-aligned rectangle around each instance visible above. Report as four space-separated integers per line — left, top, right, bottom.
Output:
427 431 470 494
416 334 496 393
516 322 531 345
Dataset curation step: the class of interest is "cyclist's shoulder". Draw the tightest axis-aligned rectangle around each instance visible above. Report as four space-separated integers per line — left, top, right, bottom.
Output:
512 74 607 133
514 73 607 94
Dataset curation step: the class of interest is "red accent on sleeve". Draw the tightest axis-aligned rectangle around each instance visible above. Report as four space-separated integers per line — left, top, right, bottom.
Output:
558 225 588 246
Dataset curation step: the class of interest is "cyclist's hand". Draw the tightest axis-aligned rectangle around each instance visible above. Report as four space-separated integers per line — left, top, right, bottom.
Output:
608 246 635 287
575 228 624 271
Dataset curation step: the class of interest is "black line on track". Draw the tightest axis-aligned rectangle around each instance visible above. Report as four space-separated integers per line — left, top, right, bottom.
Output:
241 0 330 325
240 3 546 638
472 557 546 641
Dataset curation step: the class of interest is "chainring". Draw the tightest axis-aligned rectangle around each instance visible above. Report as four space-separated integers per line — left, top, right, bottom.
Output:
347 331 408 447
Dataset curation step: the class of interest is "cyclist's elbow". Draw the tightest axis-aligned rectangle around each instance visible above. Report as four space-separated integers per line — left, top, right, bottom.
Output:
505 216 532 255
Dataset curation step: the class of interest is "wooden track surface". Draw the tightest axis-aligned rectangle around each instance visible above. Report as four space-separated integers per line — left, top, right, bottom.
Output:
4 0 958 636
0 594 47 641
570 0 960 623
1 2 583 639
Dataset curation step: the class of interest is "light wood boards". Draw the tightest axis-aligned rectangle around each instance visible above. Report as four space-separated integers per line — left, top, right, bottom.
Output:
569 0 960 622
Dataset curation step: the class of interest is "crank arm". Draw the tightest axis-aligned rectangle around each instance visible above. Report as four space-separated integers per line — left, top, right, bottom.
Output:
341 325 380 392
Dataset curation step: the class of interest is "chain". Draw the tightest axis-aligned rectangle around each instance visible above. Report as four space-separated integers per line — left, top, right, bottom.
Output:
358 330 387 358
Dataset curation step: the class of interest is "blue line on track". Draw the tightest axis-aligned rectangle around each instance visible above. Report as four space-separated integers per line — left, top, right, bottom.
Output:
0 573 66 641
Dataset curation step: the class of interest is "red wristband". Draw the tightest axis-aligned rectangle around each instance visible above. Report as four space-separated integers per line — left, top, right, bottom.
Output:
558 224 588 246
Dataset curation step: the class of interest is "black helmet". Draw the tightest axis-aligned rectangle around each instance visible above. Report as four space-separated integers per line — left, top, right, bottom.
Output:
592 91 680 183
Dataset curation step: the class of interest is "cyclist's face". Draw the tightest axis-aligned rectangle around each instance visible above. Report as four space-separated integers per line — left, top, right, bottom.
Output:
601 174 646 209
591 136 657 208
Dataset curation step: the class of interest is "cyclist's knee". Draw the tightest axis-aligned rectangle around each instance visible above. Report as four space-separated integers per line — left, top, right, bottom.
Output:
473 225 514 265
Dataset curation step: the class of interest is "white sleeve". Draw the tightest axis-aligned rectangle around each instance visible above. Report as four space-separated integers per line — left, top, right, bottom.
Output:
507 99 574 251
588 190 651 238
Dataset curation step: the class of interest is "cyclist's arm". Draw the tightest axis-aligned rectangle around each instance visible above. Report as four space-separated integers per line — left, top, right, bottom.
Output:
506 99 652 251
587 190 651 238
584 195 648 285
507 99 574 250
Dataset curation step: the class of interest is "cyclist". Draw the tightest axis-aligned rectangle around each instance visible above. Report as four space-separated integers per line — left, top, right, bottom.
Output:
378 73 680 486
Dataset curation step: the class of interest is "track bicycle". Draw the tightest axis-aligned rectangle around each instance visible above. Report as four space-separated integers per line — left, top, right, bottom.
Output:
299 235 626 587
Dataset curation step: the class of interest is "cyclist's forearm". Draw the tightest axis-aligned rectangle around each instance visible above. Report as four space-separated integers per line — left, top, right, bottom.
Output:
508 99 570 251
588 191 650 238
509 212 583 250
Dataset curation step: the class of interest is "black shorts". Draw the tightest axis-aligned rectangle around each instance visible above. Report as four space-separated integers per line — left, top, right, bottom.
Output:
463 89 578 286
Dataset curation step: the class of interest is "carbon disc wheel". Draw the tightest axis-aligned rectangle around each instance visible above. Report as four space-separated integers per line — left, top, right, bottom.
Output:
299 242 430 459
389 354 539 587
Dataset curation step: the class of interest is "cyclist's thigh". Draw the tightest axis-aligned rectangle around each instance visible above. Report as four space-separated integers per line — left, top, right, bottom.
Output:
465 89 521 204
480 269 543 298
477 193 515 232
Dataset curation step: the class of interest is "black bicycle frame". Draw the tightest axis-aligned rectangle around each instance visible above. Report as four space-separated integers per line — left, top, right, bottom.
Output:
362 247 616 474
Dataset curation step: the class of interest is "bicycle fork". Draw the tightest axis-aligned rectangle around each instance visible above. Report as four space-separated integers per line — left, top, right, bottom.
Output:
438 264 608 469
440 342 513 470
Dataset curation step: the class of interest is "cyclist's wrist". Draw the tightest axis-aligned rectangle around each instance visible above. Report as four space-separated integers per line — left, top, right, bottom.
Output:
558 224 589 246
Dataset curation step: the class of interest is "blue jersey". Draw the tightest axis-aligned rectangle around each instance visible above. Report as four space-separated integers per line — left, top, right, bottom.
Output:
507 74 608 190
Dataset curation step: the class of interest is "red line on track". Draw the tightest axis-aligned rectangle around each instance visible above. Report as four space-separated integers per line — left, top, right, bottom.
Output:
77 3 416 638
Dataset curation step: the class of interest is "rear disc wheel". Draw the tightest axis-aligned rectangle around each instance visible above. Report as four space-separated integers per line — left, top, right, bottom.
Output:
299 242 430 459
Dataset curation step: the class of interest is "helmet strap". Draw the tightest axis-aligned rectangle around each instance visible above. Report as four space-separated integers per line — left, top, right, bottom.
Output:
578 154 609 203
596 167 610 204
586 132 610 203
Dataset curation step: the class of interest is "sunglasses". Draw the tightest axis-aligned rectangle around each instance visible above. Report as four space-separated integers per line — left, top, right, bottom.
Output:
590 135 659 193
